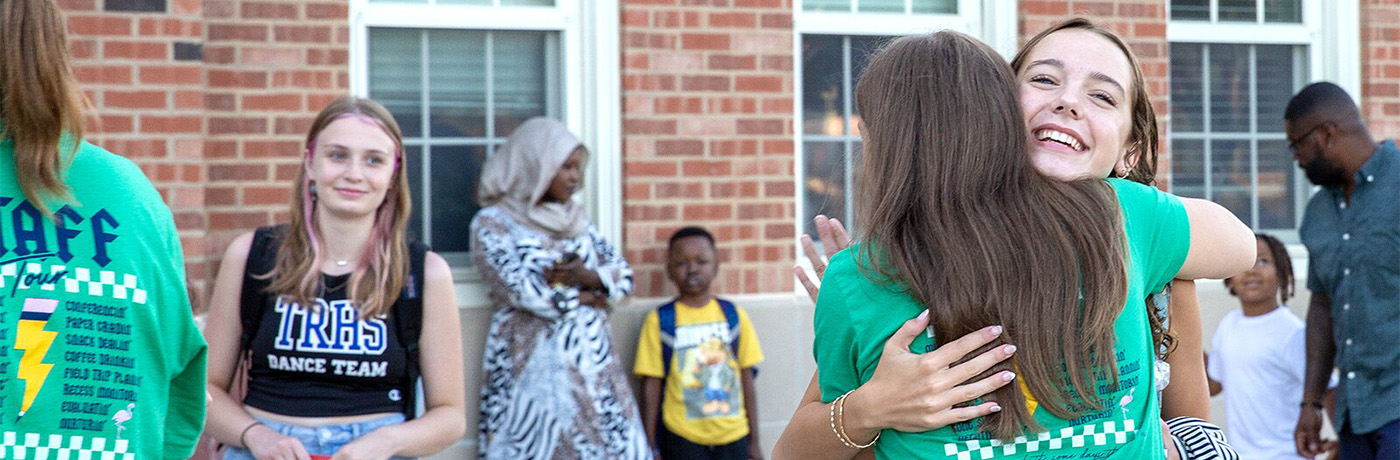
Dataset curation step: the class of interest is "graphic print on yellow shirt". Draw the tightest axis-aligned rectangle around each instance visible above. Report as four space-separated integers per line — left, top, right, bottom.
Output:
634 299 763 446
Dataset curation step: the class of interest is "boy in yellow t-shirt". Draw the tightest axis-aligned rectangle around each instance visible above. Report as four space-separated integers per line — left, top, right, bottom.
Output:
635 227 764 460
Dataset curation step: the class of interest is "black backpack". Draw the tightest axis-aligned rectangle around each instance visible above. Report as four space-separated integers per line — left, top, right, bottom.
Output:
238 224 428 420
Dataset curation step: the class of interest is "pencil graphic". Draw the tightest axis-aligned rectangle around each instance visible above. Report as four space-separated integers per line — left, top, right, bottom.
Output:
14 298 59 419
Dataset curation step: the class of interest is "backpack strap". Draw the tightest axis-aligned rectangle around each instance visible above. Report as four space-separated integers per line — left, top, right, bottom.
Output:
716 298 756 377
239 224 286 354
657 301 677 378
391 240 429 421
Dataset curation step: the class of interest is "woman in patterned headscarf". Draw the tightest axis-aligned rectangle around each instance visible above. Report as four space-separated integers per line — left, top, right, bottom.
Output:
473 117 650 460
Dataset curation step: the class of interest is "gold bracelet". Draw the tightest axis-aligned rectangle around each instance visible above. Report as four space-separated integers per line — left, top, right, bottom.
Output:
832 389 880 449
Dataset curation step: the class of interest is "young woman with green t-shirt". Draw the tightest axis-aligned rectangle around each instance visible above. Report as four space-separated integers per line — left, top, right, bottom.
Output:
773 29 1254 460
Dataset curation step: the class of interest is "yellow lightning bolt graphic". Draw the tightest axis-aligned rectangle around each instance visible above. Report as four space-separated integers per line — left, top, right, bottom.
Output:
14 298 59 419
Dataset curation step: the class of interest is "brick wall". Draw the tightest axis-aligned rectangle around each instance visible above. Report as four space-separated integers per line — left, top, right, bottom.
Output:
64 0 210 300
1362 1 1400 136
201 0 350 296
1020 0 1171 185
64 0 349 307
620 0 797 297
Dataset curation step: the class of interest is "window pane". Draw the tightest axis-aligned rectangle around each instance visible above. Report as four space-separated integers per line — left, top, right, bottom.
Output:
1257 139 1295 229
803 36 845 136
1255 45 1296 133
369 28 424 138
911 0 956 14
429 145 487 252
1170 43 1204 133
804 0 851 11
1211 139 1253 225
803 141 848 240
406 145 424 243
1172 139 1206 199
1209 44 1250 133
1218 0 1258 22
1170 0 1209 20
858 0 903 13
500 0 553 5
494 31 551 137
427 30 487 139
1264 0 1302 22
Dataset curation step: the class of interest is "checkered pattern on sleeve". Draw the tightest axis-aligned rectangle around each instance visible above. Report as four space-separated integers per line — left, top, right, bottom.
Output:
0 433 134 460
0 264 147 305
941 419 1138 460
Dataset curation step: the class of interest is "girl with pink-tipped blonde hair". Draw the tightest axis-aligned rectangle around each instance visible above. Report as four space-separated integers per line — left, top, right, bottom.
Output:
204 96 466 460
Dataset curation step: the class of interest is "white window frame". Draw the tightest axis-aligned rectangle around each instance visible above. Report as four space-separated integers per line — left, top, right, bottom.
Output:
790 0 1017 298
348 0 622 265
1166 0 1360 241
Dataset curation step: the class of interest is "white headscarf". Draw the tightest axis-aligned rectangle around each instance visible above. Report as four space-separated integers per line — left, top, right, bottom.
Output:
477 117 589 238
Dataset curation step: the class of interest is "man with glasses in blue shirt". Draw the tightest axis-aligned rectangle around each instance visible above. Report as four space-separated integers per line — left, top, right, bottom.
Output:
1287 81 1400 460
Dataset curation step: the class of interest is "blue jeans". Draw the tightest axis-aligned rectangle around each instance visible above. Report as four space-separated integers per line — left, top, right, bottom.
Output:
1339 419 1400 460
223 413 412 460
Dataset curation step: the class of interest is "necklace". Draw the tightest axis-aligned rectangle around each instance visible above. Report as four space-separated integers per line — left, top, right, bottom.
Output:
335 259 349 267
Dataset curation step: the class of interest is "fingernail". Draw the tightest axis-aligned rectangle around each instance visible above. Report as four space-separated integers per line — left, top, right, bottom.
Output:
1003 371 1016 382
989 325 1003 335
989 404 1002 413
1003 345 1017 354
918 309 929 321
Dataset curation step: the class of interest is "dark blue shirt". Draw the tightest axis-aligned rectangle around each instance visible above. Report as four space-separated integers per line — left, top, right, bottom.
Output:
1300 139 1400 434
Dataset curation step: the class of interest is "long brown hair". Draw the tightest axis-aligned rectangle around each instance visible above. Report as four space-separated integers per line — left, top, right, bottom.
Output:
854 31 1128 439
1012 18 1176 358
265 96 411 319
1 0 86 215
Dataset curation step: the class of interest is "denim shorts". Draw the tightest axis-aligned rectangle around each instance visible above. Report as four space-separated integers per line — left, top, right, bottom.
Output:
223 413 412 460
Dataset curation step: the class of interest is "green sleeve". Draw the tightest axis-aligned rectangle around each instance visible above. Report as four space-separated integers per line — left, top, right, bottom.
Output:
156 207 208 459
1111 178 1191 288
164 346 207 459
813 251 864 404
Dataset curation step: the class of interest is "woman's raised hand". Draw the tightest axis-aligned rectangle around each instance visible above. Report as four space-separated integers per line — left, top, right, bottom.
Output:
795 215 851 302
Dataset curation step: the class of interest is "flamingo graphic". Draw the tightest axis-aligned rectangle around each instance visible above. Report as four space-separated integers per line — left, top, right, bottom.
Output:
1118 388 1135 420
112 403 135 439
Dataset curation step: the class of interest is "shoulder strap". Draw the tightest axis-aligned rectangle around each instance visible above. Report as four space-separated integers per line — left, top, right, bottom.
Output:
717 298 741 357
239 224 287 353
392 240 429 420
658 301 677 377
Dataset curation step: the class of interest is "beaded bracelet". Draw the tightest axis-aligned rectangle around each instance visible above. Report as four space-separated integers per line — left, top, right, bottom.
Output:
830 389 879 449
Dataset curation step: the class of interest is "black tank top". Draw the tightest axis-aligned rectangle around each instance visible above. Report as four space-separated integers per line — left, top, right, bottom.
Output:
240 225 425 417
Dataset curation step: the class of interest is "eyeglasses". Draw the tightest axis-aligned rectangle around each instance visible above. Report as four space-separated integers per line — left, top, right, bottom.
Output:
1288 123 1329 153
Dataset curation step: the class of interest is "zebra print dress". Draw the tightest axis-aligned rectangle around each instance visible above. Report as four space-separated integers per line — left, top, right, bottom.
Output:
472 206 651 460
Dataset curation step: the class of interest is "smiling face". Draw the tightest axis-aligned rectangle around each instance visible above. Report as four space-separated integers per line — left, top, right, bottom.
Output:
1017 29 1137 181
1228 238 1283 306
306 117 399 218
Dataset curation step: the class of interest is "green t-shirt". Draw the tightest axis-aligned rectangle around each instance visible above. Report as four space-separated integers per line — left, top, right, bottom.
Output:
814 178 1189 460
0 136 208 459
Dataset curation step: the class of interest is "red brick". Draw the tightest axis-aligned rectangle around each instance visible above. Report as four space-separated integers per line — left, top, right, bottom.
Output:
204 46 237 64
760 13 791 29
242 47 303 67
654 97 703 114
173 0 202 15
738 203 783 219
209 24 268 42
140 65 202 85
624 204 678 222
682 160 731 176
624 119 678 135
209 117 268 135
736 76 783 92
762 97 794 114
106 90 167 109
307 49 349 66
709 55 756 70
67 15 132 36
245 140 301 158
141 115 202 134
174 211 206 230
1118 3 1161 18
274 25 332 43
207 187 238 205
210 211 269 230
708 97 758 114
57 0 95 11
275 163 302 181
764 181 794 197
710 139 759 156
243 186 293 205
709 12 758 28
96 115 135 134
683 0 729 6
1134 22 1167 37
682 76 730 92
242 1 298 19
180 164 203 182
762 139 794 155
205 93 237 112
622 10 649 27
657 140 704 156
306 2 347 19
206 141 238 159
683 204 732 220
242 94 303 112
625 183 651 200
70 40 98 59
275 117 313 135
733 0 781 7
737 119 785 135
710 181 760 198
655 182 705 198
625 161 678 177
1022 0 1070 15
761 56 791 71
101 139 167 158
209 70 268 89
624 74 677 91
681 33 730 51
175 90 203 110
209 164 268 181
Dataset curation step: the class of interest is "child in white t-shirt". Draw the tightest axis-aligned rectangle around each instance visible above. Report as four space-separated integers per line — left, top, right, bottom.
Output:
1207 233 1334 460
